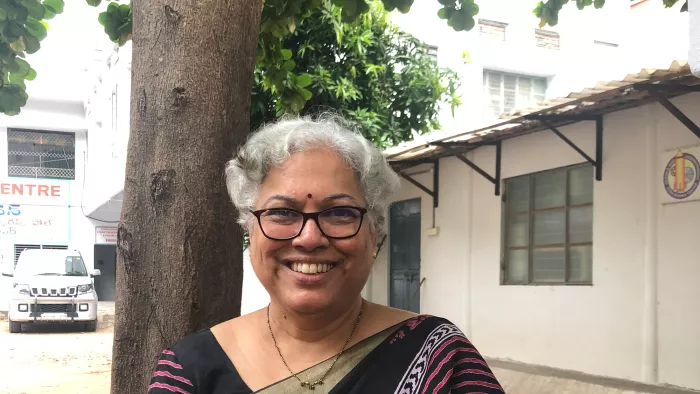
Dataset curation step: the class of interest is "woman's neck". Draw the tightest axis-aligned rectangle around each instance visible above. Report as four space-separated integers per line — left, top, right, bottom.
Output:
268 298 365 345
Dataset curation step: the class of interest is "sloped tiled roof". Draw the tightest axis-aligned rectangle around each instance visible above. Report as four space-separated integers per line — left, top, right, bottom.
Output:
386 60 698 165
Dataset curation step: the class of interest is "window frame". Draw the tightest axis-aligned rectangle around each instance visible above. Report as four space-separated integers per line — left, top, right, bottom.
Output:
483 70 547 120
7 128 76 180
501 163 594 286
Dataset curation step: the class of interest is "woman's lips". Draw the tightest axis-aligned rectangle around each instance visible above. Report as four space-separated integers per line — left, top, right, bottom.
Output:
286 261 336 274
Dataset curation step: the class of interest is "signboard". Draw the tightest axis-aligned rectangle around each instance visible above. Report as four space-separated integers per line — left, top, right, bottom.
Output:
661 145 700 204
0 180 69 206
0 204 69 242
95 227 118 244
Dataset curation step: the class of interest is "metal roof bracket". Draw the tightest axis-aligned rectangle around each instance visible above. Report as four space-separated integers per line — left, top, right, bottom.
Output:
645 89 700 140
534 117 604 181
398 160 439 208
453 141 502 196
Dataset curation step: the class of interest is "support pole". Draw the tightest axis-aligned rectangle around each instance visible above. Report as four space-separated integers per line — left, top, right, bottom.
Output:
495 141 502 196
595 116 604 181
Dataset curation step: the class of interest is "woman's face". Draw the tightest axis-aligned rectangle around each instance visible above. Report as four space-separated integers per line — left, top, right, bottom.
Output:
249 148 376 315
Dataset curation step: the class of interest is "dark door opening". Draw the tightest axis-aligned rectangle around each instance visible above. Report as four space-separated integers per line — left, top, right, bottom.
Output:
94 244 116 301
389 198 421 313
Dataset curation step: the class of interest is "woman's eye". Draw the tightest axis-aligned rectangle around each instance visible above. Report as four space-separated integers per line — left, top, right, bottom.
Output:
265 209 295 217
326 208 359 218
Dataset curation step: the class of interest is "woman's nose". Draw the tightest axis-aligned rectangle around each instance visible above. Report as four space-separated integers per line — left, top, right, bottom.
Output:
292 218 328 250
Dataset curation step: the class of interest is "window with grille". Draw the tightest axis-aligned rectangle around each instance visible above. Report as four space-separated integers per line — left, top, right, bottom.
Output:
501 164 594 285
8 129 75 180
426 45 438 60
478 19 507 41
483 71 547 120
535 29 560 50
14 244 68 266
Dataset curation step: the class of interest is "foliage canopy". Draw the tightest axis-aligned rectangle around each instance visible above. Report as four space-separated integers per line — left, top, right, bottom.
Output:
0 0 689 116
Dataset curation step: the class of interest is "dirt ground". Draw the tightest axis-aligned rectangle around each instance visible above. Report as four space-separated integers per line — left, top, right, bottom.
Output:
0 302 683 394
0 302 114 394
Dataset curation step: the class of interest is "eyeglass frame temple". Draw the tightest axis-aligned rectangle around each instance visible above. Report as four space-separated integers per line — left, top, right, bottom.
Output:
249 206 368 241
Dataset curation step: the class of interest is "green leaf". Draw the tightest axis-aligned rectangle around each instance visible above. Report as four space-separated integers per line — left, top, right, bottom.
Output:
281 49 292 60
437 8 447 19
25 36 40 54
26 67 37 81
22 0 46 19
86 0 102 6
25 18 48 41
681 0 688 12
43 0 65 14
299 88 313 101
296 74 313 88
10 38 26 53
283 59 295 71
593 0 605 9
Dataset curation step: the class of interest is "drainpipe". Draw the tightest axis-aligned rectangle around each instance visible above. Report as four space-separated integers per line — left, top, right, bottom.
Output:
691 0 700 76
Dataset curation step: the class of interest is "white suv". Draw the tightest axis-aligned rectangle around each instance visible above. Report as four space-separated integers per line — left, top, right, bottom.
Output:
7 249 100 333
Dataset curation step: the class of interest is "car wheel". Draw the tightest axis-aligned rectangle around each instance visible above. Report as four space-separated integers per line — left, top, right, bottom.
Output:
85 320 97 332
9 319 21 333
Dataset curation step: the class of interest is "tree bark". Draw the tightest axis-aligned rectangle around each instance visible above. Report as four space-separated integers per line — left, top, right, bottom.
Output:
111 1 262 393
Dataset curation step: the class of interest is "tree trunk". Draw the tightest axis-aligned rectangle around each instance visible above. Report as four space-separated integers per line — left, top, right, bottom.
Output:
111 1 262 393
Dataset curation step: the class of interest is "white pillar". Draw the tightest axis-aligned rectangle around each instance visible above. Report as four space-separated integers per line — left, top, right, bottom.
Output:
691 0 700 77
461 153 474 338
641 104 659 383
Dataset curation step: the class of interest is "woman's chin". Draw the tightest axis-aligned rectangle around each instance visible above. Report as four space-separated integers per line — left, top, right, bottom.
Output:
281 290 344 314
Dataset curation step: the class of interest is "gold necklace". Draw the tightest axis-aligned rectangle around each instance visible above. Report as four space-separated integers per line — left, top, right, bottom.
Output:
266 302 364 390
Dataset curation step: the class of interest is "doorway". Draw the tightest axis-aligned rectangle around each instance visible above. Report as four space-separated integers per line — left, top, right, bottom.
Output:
389 198 421 313
94 244 117 301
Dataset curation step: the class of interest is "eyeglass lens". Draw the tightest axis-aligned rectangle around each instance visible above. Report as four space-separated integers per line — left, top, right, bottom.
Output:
259 207 363 239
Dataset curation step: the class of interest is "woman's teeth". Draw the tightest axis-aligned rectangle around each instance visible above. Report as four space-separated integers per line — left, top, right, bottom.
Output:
290 262 334 274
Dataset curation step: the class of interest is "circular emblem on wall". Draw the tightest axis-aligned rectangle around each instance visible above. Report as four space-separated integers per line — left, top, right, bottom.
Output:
663 151 700 200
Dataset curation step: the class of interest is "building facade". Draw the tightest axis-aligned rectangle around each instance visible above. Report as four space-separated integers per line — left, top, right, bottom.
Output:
0 95 118 311
377 65 700 390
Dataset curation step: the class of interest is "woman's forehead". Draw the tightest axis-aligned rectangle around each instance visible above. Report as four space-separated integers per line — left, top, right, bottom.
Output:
257 149 364 205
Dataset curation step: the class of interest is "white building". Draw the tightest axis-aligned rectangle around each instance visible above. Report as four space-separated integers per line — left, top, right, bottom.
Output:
0 4 119 311
377 62 700 391
61 1 700 390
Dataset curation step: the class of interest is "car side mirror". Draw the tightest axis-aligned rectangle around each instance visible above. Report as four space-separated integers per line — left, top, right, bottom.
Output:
92 269 101 277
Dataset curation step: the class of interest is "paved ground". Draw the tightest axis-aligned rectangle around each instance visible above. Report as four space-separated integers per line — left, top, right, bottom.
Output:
1 302 696 394
0 302 113 394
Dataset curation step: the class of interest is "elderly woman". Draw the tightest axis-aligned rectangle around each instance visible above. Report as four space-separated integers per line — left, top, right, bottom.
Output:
148 117 503 394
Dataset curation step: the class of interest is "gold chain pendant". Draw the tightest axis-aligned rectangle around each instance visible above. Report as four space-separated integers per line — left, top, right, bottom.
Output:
300 380 324 390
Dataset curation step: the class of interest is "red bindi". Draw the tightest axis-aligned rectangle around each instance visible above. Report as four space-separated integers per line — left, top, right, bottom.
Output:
307 193 313 198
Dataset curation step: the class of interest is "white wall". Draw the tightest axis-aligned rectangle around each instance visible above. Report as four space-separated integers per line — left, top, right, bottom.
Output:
240 249 270 315
370 93 700 390
691 0 700 76
0 98 104 312
389 0 631 133
83 43 132 217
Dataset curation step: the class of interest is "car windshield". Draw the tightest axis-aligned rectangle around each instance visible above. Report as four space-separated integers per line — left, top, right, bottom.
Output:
14 253 88 277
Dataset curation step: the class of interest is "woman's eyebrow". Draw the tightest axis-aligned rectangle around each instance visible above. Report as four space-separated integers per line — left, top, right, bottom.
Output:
322 193 361 204
262 194 298 206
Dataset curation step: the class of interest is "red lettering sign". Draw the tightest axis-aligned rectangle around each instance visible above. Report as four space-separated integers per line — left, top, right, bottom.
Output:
0 183 61 197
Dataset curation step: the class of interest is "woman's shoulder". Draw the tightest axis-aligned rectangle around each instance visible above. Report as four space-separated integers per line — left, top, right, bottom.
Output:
169 328 221 359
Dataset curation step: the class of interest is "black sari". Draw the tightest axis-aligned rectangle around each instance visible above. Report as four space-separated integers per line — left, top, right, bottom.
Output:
148 315 504 393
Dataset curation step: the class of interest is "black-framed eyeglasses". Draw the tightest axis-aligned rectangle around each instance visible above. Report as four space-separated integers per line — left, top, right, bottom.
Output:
250 206 368 241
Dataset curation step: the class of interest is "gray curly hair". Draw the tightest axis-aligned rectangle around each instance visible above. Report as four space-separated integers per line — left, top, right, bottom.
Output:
225 115 400 234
